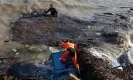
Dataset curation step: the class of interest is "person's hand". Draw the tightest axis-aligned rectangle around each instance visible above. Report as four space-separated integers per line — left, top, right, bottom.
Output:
77 68 80 74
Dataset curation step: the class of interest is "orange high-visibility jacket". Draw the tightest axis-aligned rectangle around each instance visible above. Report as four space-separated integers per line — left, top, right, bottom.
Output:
60 42 79 69
59 42 77 49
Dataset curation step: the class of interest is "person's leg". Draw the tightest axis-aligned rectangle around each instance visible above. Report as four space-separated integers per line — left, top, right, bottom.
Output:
61 50 69 62
72 55 79 69
72 55 80 76
67 48 79 69
64 55 72 68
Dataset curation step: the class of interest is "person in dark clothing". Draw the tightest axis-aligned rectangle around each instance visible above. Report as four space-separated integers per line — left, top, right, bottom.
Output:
45 4 58 16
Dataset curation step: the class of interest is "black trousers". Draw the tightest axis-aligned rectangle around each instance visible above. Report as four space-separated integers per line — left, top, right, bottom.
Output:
64 48 75 68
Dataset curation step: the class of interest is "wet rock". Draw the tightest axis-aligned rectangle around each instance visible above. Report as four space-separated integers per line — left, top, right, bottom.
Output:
4 40 9 43
102 32 118 38
102 32 119 44
118 50 133 66
115 14 127 20
130 8 133 11
101 32 132 50
77 48 133 80
104 12 114 15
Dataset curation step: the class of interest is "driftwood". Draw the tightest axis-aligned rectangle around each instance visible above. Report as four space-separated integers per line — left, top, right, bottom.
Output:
69 73 80 80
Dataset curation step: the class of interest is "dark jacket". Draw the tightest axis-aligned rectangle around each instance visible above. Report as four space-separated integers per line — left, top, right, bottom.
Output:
45 7 57 16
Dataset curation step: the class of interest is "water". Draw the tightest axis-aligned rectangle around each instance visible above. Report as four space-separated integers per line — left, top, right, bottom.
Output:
7 51 70 80
1 0 133 79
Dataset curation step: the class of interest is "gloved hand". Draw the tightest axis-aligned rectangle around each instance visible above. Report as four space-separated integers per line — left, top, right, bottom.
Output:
76 68 80 75
76 68 81 77
77 68 80 74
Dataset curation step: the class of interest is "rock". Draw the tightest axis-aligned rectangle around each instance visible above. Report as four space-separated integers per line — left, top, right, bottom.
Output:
77 48 133 80
102 32 132 50
4 40 9 43
104 12 114 15
102 32 118 38
115 14 127 19
118 50 133 66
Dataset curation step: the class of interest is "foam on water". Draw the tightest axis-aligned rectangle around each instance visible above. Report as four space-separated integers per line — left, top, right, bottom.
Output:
88 47 122 70
1 0 133 79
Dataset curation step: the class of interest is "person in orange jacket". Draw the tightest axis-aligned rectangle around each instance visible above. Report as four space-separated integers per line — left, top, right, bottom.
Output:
59 40 79 72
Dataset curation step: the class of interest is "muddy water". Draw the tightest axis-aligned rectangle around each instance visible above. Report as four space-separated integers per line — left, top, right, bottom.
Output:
0 0 133 79
0 0 133 53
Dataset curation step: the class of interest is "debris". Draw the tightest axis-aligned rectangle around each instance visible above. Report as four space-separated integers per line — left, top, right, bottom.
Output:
16 52 19 55
20 15 23 17
95 32 101 36
28 45 36 50
12 48 17 53
38 48 43 52
49 47 59 53
102 32 118 37
130 10 133 13
10 34 13 37
4 40 9 43
87 26 91 29
110 60 123 70
104 12 114 15
69 73 80 80
91 21 97 23
3 75 8 80
130 8 133 11
25 45 29 47
115 14 127 19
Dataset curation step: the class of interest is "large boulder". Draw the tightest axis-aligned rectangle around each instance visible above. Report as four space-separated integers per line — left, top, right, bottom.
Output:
102 32 132 50
77 48 133 80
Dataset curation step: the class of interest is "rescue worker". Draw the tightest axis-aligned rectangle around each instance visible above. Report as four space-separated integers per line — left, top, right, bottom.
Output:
59 40 80 73
45 4 58 16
